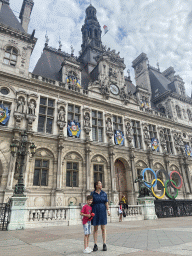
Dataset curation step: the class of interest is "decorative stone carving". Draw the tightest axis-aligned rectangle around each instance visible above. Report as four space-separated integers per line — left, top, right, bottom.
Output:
57 103 66 132
119 87 129 105
16 96 25 113
158 129 167 153
142 123 151 149
83 107 91 140
172 131 185 154
64 153 82 161
100 76 110 99
28 99 36 115
105 113 113 144
124 118 133 147
91 155 106 163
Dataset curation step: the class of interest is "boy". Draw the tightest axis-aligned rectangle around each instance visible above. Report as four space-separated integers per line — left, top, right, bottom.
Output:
80 195 94 254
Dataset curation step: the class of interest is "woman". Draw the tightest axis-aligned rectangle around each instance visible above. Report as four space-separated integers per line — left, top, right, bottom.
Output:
91 181 110 252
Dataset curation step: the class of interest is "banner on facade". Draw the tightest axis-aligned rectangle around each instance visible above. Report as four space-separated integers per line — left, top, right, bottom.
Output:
185 145 192 157
67 120 81 137
151 138 159 151
0 104 10 125
114 130 124 145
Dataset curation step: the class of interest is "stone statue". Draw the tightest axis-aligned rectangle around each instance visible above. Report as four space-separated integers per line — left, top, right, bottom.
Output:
84 112 90 127
58 107 65 122
106 118 112 132
125 121 132 137
17 97 24 113
135 174 152 197
28 100 36 115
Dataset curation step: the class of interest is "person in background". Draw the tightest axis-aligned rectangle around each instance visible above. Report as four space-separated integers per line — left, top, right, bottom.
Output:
91 181 110 252
119 201 123 222
80 195 94 254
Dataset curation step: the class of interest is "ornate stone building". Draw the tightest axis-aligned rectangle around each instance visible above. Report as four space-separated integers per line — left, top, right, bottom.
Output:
0 0 192 207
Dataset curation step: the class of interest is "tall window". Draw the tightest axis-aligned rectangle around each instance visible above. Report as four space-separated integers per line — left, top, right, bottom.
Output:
92 110 103 142
164 128 174 154
132 120 142 149
3 46 18 66
38 97 55 133
149 124 157 139
113 116 123 131
66 162 78 187
187 109 192 121
68 104 80 122
33 159 48 186
0 100 11 126
176 105 182 118
94 164 104 185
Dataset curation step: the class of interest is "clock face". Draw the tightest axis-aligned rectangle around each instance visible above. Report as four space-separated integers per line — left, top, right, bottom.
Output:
110 84 119 95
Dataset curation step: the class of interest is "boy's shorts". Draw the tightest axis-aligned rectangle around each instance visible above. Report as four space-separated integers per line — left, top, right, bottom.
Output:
83 221 91 235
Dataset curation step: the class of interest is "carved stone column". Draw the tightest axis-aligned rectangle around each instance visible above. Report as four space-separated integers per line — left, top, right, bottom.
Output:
124 118 133 148
57 137 64 190
105 113 113 145
6 154 17 191
83 107 91 141
184 157 192 194
57 101 67 135
179 156 190 196
147 150 153 169
163 152 169 172
85 142 91 192
129 148 136 204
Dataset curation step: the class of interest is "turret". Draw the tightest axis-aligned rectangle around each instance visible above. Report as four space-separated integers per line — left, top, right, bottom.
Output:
19 0 34 33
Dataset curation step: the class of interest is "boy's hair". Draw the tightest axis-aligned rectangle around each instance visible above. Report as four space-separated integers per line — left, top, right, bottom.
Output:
87 195 93 201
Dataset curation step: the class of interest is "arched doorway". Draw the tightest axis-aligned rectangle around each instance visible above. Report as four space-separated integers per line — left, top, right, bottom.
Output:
114 159 127 201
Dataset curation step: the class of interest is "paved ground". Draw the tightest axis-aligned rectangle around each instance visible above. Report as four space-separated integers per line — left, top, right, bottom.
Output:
1 217 192 255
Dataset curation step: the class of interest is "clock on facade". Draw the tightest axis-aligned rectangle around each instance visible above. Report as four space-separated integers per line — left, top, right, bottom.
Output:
110 84 119 95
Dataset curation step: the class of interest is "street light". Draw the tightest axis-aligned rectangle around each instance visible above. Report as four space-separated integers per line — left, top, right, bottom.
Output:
10 131 36 196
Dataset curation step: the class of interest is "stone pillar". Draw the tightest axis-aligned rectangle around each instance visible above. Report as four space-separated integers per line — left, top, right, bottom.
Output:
85 142 91 192
179 156 190 196
7 196 28 230
6 154 17 191
109 145 118 204
57 138 64 190
184 157 192 194
129 148 136 204
163 153 170 172
137 197 157 220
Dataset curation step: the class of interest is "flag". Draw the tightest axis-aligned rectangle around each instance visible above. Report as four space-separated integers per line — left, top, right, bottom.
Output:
103 25 109 35
0 104 10 125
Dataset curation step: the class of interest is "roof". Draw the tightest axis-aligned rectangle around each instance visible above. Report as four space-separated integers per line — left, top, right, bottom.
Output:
0 1 26 33
33 46 91 88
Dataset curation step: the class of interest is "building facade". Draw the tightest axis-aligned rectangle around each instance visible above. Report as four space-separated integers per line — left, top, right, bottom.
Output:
0 0 192 207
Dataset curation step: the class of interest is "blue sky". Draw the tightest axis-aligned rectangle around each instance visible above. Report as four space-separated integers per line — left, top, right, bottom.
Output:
10 0 192 96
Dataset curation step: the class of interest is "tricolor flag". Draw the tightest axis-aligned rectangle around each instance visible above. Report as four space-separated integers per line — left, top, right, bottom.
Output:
103 25 109 35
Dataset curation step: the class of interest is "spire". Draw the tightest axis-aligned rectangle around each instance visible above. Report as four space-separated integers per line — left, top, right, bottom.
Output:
81 4 102 52
19 0 34 33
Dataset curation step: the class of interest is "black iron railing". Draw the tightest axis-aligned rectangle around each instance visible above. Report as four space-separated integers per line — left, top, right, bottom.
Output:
155 199 192 218
0 203 10 230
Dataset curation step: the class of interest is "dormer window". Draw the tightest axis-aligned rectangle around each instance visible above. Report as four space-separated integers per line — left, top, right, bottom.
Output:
3 46 18 67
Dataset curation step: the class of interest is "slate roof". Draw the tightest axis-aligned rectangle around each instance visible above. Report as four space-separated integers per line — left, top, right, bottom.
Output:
0 1 26 33
33 46 91 88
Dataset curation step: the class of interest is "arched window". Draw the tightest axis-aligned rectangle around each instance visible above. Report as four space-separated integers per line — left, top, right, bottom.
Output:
89 28 92 38
3 46 18 66
176 105 182 118
94 29 98 38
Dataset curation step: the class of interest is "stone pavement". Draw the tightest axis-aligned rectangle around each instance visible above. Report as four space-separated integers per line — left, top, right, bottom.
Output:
1 217 192 256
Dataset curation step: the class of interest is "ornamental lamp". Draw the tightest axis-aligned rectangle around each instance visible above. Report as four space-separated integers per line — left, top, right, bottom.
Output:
30 143 36 156
10 143 18 156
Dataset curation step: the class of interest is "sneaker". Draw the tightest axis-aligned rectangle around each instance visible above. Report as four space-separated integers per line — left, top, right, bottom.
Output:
93 244 98 251
83 248 91 254
103 243 107 251
87 247 93 252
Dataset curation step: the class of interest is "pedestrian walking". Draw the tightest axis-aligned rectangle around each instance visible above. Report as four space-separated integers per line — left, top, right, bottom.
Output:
80 195 95 254
91 181 110 252
119 201 123 222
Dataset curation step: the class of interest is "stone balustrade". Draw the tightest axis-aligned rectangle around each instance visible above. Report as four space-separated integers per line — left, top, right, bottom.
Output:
24 205 144 229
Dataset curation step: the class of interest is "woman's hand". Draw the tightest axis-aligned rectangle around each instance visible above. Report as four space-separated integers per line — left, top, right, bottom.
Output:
107 210 111 216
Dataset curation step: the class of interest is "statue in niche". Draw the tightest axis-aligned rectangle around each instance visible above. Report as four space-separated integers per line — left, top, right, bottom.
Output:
28 100 36 115
125 121 132 137
17 97 24 113
106 118 112 132
143 127 150 140
58 107 65 122
84 112 90 127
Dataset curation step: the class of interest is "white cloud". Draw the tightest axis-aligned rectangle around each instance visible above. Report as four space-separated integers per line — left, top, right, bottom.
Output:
10 0 192 96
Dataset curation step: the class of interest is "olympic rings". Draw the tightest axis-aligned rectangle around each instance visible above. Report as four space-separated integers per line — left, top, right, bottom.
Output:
165 180 178 199
151 179 165 199
141 168 157 188
141 168 183 199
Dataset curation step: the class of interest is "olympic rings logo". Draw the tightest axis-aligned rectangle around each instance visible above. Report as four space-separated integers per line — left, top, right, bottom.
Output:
141 168 183 199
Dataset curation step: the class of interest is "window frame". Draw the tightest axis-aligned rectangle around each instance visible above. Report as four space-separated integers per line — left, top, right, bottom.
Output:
67 104 81 123
3 46 18 67
131 120 142 149
92 110 103 142
93 164 104 187
163 128 174 154
38 97 55 134
33 158 49 186
66 161 79 188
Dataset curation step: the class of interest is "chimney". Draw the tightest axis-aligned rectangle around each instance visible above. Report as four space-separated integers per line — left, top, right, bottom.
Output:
19 0 34 33
0 0 10 11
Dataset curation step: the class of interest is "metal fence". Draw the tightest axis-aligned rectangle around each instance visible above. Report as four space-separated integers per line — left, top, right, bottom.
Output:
154 200 192 218
0 203 10 231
